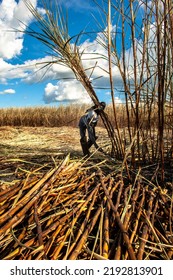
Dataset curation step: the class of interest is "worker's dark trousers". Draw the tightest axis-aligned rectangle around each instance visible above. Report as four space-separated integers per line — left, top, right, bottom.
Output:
79 119 90 156
80 136 90 156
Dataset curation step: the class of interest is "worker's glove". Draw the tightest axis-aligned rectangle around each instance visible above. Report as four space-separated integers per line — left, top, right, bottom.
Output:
98 147 104 153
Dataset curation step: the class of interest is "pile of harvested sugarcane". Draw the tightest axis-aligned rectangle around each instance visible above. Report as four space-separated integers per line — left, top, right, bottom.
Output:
0 154 173 260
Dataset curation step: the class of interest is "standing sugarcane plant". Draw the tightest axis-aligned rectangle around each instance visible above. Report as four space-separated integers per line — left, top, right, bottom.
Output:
20 0 120 158
96 0 173 179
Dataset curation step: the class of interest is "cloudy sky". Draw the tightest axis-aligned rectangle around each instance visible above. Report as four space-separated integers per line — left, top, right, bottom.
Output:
0 0 148 108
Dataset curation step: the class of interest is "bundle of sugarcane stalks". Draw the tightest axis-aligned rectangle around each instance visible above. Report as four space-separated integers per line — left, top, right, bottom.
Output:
0 154 173 260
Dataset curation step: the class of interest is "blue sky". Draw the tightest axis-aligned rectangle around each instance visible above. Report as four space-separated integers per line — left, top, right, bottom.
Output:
0 0 148 108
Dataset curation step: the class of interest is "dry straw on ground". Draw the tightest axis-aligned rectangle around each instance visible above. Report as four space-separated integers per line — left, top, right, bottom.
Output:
0 154 172 260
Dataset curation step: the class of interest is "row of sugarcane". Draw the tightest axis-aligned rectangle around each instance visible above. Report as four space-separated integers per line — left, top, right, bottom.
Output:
0 154 173 260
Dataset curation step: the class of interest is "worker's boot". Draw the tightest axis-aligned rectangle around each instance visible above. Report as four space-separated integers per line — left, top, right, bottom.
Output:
80 137 90 157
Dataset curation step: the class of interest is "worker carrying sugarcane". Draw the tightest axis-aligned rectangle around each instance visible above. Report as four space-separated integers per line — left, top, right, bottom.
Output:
79 101 106 157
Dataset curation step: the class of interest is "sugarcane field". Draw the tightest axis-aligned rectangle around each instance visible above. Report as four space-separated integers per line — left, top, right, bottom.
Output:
0 0 173 263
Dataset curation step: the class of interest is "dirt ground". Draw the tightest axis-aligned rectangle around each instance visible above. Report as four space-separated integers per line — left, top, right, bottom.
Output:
0 126 109 157
1 126 172 185
0 126 111 183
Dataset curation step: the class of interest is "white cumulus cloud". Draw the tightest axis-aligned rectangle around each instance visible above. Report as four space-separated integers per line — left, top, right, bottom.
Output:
0 0 37 59
44 80 91 104
0 88 15 94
